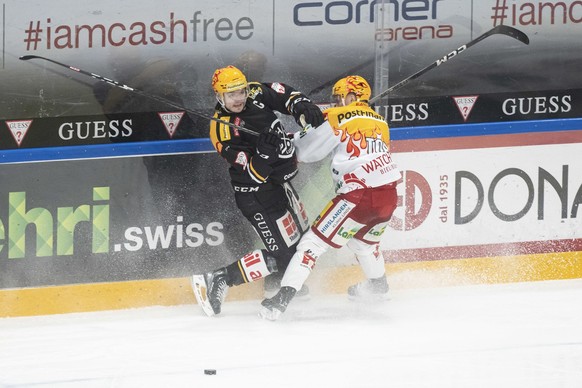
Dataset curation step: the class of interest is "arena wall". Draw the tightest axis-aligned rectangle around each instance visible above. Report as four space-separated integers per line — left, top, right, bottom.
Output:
1 0 581 316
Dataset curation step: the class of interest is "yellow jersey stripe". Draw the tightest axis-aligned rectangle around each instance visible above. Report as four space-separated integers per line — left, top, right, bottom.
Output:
237 261 249 283
249 160 267 182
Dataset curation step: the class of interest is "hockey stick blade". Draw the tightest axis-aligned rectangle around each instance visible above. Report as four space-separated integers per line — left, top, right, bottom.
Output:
491 25 529 45
369 25 529 103
19 55 259 136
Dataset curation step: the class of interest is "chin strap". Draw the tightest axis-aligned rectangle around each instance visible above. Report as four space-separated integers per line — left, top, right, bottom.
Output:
215 93 226 110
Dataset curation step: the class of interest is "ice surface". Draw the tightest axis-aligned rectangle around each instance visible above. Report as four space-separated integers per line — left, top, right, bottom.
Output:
1 279 581 387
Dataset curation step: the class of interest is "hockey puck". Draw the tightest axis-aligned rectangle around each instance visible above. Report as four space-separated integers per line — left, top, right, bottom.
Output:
204 369 216 375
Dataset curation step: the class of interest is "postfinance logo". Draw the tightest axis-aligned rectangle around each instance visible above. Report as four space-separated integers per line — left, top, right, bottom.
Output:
0 187 109 259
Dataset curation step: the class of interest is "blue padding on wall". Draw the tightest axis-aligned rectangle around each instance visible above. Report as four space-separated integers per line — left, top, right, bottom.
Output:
1 118 581 164
0 138 215 164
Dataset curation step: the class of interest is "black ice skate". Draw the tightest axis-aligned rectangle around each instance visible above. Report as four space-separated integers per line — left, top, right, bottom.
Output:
263 272 282 299
191 268 229 317
259 286 297 321
263 273 310 300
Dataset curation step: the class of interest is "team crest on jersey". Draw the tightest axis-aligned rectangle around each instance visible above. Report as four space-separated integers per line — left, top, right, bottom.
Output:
278 133 295 158
248 84 261 99
235 151 248 168
6 119 33 147
270 82 285 94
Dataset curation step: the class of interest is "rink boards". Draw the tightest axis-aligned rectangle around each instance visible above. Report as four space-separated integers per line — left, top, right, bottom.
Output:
1 118 581 317
1 252 581 317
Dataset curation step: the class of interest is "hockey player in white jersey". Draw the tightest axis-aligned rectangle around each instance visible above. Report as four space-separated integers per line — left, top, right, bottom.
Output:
259 75 401 320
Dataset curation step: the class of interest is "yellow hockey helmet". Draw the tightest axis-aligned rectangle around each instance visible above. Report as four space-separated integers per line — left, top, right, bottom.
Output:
331 75 372 104
212 65 248 94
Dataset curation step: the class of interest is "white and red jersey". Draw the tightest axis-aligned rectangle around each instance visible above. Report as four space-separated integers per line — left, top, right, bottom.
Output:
293 101 401 194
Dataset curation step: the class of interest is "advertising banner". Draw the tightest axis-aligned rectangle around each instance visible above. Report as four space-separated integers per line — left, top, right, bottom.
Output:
1 0 581 125
0 1 581 290
386 142 582 249
377 88 581 128
0 112 206 149
2 88 581 150
0 152 258 289
373 134 582 268
2 130 580 289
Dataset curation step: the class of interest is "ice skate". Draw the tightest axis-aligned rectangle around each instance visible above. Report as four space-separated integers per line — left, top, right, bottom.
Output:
263 272 282 299
259 286 297 321
347 275 389 301
263 272 310 300
191 268 229 316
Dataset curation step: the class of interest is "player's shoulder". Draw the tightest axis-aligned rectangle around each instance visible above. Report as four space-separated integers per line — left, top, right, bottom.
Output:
248 81 263 89
247 81 264 99
323 105 347 118
256 81 294 96
212 105 229 120
327 102 376 115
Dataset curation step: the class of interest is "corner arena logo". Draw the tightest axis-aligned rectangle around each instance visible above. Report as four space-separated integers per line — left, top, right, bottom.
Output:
293 0 443 26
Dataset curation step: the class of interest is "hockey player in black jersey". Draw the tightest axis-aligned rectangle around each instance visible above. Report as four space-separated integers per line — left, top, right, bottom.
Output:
191 65 324 316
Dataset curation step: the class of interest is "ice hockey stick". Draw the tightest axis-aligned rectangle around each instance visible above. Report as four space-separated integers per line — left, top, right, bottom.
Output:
19 54 260 136
369 25 530 104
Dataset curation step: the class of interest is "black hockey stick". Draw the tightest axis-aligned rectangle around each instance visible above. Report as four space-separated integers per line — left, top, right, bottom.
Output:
369 25 529 104
307 15 481 97
19 54 260 136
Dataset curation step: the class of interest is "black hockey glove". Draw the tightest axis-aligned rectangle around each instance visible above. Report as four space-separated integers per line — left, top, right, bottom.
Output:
293 101 324 128
256 131 281 163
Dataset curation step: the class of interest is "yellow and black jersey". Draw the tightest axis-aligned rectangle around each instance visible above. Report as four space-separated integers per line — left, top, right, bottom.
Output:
209 82 307 190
